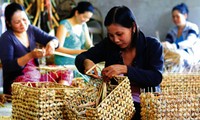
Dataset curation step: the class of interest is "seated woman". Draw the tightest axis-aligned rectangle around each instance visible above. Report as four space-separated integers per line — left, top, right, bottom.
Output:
163 3 199 68
54 1 94 65
0 2 59 94
75 6 164 119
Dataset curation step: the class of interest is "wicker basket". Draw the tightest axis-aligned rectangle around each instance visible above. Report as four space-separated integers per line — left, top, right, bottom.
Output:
140 73 200 120
161 73 200 94
11 82 83 120
140 92 200 120
64 76 135 120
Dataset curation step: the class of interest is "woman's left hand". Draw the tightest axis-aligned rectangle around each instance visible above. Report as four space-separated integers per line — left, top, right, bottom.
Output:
101 64 127 81
45 40 58 56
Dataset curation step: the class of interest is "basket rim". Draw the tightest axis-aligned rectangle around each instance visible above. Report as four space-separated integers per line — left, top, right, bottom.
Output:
12 82 84 90
163 73 200 75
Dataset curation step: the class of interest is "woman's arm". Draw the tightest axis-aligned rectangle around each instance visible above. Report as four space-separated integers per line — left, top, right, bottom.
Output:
17 49 45 66
83 24 93 49
31 25 57 45
56 24 86 55
31 25 59 56
75 39 108 73
56 25 66 47
0 36 21 72
166 23 199 50
178 26 199 49
56 25 86 55
0 33 44 72
127 38 164 87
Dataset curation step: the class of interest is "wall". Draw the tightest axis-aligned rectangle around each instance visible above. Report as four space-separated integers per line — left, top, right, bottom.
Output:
2 0 199 41
76 0 200 41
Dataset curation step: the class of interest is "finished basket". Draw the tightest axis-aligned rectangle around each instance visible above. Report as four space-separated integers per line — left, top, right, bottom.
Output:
64 76 135 120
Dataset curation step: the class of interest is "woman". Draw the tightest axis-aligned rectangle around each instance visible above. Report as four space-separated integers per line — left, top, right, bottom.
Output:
55 1 94 65
0 2 59 94
75 6 164 119
163 3 199 67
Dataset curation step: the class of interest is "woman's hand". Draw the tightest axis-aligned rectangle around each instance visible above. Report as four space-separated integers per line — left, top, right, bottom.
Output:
45 40 58 56
31 48 46 58
101 64 127 81
83 59 100 78
162 41 177 51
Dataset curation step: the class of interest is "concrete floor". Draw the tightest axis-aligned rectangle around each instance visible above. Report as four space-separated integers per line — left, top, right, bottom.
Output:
0 67 11 118
0 102 12 117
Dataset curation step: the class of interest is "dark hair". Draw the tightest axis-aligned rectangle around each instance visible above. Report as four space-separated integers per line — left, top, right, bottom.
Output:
68 1 94 18
172 3 189 15
5 2 25 29
104 6 139 48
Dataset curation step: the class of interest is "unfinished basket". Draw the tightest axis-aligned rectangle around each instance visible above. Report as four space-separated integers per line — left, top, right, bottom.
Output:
11 82 83 120
64 76 135 120
140 73 200 120
161 73 200 94
140 92 200 120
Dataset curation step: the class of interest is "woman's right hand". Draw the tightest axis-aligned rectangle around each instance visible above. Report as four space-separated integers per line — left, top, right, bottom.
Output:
30 48 46 58
162 41 177 51
83 59 100 78
17 48 46 67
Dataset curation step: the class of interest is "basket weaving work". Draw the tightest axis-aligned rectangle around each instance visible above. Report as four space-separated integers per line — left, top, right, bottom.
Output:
11 82 83 120
140 92 200 120
64 76 135 120
140 74 200 119
161 74 200 94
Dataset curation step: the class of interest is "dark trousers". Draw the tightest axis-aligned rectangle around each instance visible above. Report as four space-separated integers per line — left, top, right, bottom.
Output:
131 102 141 120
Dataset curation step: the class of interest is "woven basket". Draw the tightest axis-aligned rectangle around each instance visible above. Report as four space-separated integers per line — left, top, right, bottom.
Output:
11 82 83 120
140 92 200 120
161 73 200 94
140 73 200 119
64 76 135 120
